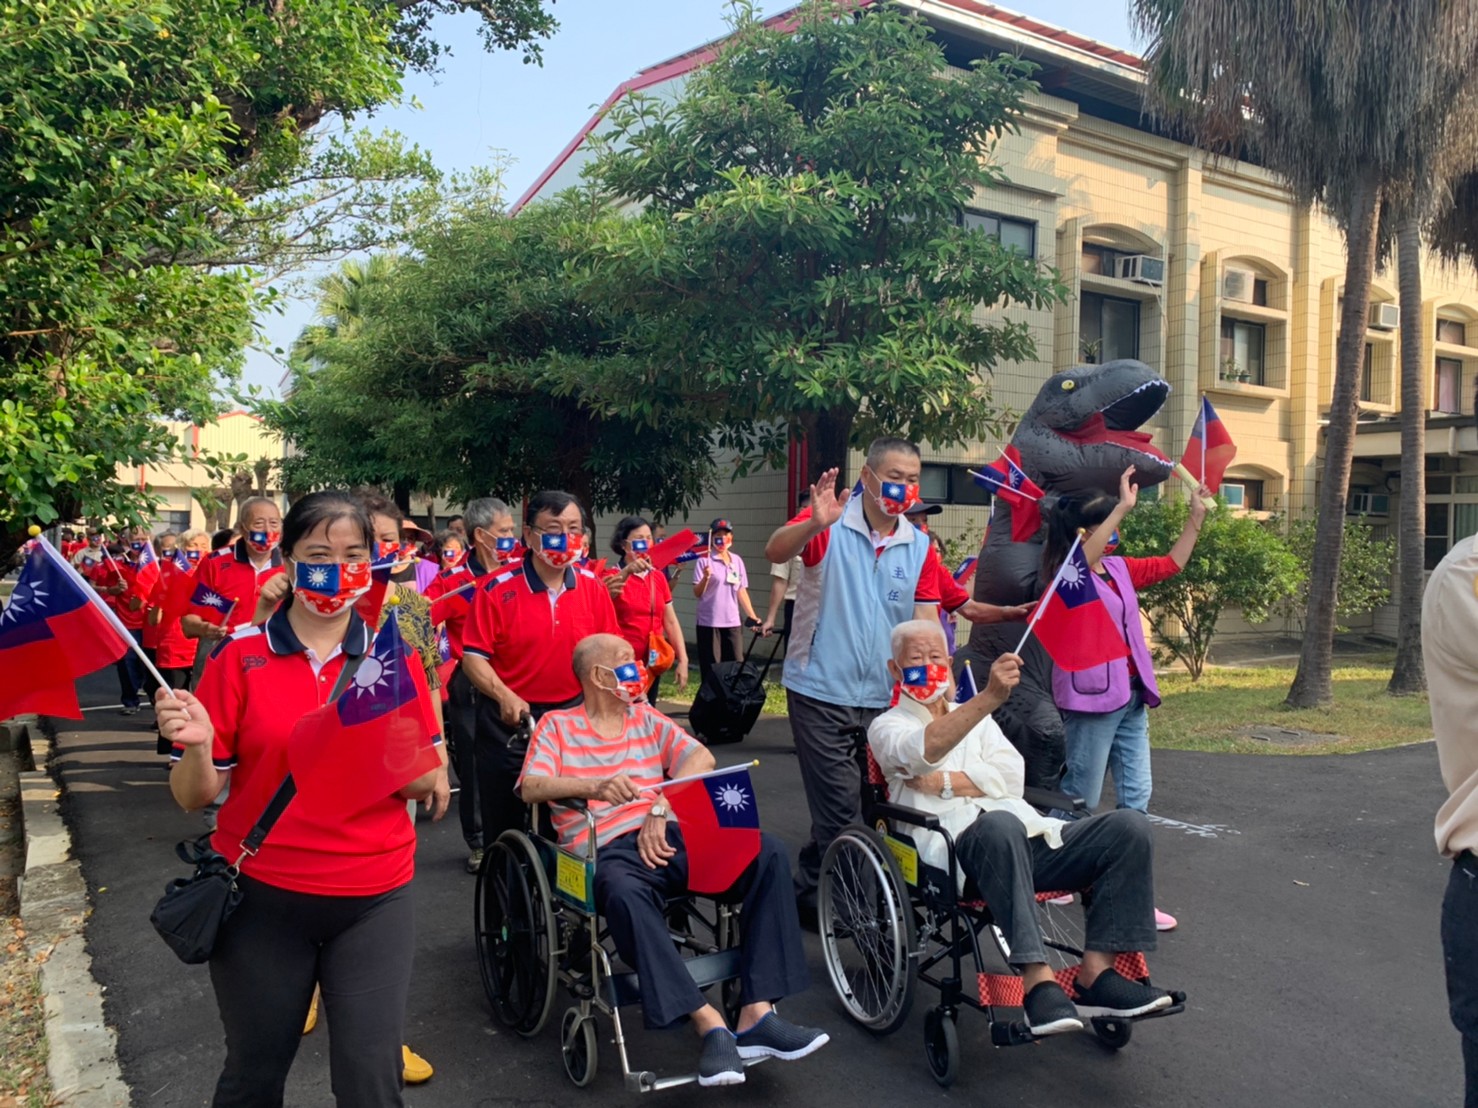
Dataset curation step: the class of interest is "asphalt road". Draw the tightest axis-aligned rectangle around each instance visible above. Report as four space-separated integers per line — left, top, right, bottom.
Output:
49 670 1462 1107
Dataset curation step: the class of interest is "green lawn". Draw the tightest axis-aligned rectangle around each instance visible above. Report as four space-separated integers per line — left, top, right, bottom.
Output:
1150 657 1432 755
661 656 1433 757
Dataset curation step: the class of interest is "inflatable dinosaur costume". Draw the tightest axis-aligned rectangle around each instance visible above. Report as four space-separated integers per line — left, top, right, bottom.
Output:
954 359 1174 787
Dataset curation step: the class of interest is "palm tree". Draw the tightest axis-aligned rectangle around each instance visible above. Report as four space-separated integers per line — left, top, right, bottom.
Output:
1132 0 1478 707
291 253 398 366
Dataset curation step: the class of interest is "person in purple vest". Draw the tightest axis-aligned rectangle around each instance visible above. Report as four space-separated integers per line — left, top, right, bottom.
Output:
1041 465 1210 932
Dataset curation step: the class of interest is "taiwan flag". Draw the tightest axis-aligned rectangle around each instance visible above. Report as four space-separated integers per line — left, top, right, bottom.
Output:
128 543 161 604
665 765 762 895
955 660 979 703
643 528 699 570
1029 541 1129 673
1181 396 1237 493
973 450 1044 543
287 610 442 820
159 559 202 624
187 581 234 626
952 554 978 585
354 556 397 626
434 626 457 688
0 542 131 719
669 533 710 567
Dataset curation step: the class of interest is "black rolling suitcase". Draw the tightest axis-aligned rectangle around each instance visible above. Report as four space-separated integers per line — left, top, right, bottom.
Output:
687 632 782 745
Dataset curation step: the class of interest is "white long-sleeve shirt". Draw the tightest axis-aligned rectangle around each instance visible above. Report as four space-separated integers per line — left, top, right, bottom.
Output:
868 696 1066 892
1424 536 1478 858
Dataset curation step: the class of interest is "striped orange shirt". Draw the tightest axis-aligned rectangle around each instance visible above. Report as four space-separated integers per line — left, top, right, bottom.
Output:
518 704 701 851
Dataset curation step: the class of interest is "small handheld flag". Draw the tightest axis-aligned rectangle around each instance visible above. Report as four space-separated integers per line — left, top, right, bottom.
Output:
663 763 762 894
952 554 978 584
1015 533 1129 672
128 543 161 604
970 455 1044 544
1180 396 1236 496
955 660 979 703
644 528 699 571
187 581 234 626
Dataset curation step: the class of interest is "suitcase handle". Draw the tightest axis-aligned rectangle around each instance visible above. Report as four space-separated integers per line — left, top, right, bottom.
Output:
741 629 785 684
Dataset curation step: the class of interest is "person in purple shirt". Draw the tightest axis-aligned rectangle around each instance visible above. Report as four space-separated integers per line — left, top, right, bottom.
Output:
691 518 762 684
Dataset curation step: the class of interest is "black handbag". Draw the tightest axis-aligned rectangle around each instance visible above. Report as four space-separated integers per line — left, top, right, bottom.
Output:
150 776 297 964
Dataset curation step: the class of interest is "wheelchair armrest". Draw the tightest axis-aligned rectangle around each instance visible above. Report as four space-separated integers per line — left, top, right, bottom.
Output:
1023 785 1085 813
872 800 941 832
548 797 589 812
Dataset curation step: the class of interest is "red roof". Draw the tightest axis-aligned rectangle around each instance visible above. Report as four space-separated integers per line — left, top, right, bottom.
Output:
511 0 1142 212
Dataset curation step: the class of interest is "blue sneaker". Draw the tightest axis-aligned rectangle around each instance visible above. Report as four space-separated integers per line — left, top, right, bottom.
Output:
735 1013 829 1061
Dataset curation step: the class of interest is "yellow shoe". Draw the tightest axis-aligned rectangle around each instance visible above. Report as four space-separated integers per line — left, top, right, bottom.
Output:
402 1044 433 1084
302 986 319 1035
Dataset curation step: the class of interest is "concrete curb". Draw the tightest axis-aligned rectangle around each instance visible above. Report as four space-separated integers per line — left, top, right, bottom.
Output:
16 717 130 1107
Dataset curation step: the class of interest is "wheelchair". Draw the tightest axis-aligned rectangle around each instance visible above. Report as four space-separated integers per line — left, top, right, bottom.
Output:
473 800 765 1092
817 726 1184 1087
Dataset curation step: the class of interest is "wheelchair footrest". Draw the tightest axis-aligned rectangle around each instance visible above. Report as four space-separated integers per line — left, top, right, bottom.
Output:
608 949 743 1010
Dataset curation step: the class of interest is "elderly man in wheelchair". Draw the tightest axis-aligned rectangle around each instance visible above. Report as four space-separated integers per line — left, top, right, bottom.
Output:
513 633 828 1087
857 626 1176 1069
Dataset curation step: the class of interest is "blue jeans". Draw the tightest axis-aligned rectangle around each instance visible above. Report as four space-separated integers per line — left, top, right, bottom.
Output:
115 627 144 708
1060 689 1151 812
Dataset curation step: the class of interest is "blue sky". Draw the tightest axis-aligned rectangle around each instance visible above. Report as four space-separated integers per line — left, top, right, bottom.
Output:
243 1 1140 393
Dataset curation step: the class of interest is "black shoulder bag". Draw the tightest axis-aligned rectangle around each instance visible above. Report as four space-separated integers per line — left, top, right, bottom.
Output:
150 653 365 964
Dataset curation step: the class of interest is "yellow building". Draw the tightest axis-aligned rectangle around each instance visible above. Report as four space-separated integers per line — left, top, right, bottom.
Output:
119 411 287 535
517 0 1478 639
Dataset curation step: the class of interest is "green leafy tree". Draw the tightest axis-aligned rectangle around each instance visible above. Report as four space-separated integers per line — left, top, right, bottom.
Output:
1279 515 1395 635
578 0 1065 481
263 194 722 517
0 0 553 552
1131 0 1478 706
1118 499 1304 680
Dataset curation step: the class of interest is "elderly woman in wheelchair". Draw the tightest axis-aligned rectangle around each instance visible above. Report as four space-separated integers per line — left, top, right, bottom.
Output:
488 632 827 1089
817 619 1183 1086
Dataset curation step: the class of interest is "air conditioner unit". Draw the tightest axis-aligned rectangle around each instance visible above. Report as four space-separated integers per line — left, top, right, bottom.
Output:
1223 266 1257 303
1368 302 1400 331
1116 254 1165 286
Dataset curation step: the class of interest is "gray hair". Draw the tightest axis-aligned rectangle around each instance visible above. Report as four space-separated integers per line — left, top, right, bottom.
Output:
865 436 920 472
571 633 628 684
889 619 947 659
178 528 207 546
464 497 512 534
238 496 280 522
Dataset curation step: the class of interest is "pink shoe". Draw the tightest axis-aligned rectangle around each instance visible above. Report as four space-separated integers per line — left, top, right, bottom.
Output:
1154 908 1178 931
1045 894 1074 907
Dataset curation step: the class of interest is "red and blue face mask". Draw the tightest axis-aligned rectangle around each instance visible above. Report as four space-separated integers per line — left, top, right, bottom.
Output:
293 561 372 616
1103 529 1120 556
246 528 282 554
630 538 650 556
601 661 650 705
536 532 581 569
440 548 466 569
184 549 203 564
872 478 922 517
899 663 951 704
495 536 520 561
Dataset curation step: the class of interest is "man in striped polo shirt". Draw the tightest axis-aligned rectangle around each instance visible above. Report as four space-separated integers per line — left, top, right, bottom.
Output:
519 634 827 1087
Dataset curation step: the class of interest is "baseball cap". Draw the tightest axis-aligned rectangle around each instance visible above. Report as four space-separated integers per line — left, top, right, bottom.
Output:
709 518 734 533
905 503 944 517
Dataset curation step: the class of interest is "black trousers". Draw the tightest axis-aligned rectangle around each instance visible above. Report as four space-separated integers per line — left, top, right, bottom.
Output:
695 624 743 685
1443 852 1478 1107
116 627 144 708
207 875 415 1108
955 808 1157 966
473 692 580 845
445 668 481 850
595 826 809 1029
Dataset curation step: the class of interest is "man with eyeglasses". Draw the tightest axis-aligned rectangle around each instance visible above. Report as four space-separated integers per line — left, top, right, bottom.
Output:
461 490 621 844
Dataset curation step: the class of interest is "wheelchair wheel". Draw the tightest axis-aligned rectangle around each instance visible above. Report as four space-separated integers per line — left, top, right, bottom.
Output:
560 1007 599 1086
1091 1016 1132 1050
923 1006 959 1088
989 892 1087 978
818 825 916 1034
475 830 557 1037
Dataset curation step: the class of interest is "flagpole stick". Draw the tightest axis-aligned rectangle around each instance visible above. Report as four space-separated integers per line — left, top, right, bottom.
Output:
1012 532 1084 656
639 760 760 792
34 535 171 692
1172 462 1218 510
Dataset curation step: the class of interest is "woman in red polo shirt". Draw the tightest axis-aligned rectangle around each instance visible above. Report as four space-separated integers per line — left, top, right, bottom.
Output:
606 515 689 702
158 490 440 1108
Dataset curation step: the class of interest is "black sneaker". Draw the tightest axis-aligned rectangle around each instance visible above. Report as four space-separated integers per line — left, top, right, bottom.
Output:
119 706 139 716
794 894 819 934
1024 981 1085 1037
1072 969 1174 1019
698 1029 745 1087
735 1013 830 1061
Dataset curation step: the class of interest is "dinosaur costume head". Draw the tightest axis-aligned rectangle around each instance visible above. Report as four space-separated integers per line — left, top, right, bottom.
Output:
1016 359 1173 498
958 359 1172 788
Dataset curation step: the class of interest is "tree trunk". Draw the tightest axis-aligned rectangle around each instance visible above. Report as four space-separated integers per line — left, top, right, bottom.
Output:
1387 217 1427 696
1286 171 1382 708
798 407 857 489
392 480 412 515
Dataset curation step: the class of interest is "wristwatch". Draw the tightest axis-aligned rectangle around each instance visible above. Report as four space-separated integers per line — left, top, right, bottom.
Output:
940 773 954 801
648 801 670 820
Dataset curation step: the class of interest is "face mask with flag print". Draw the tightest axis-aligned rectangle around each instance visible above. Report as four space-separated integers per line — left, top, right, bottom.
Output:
869 475 922 517
440 548 465 570
630 538 650 556
600 661 649 705
246 528 282 554
184 549 202 564
293 561 372 617
494 536 521 562
1103 529 1120 556
899 662 951 704
128 540 148 554
535 532 580 569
